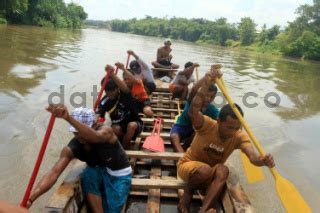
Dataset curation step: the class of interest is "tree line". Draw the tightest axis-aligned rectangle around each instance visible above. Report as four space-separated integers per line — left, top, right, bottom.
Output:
0 0 87 28
104 0 320 60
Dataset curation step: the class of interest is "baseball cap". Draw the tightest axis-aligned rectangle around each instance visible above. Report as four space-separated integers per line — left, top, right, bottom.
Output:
69 107 96 132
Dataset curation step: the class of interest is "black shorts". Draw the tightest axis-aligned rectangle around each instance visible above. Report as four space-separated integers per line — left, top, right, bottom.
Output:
159 59 172 66
136 99 151 113
119 120 144 141
144 82 156 94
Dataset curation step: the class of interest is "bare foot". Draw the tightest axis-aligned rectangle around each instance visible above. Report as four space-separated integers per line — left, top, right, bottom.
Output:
198 208 216 213
178 190 193 213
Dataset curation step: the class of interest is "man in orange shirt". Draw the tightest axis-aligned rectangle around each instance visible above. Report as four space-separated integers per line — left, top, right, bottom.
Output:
115 62 154 117
177 65 275 213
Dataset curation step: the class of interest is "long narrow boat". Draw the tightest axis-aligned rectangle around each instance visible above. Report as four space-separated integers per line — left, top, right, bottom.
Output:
45 77 253 212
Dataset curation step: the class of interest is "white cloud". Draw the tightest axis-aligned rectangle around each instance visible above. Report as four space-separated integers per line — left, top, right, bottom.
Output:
65 0 313 27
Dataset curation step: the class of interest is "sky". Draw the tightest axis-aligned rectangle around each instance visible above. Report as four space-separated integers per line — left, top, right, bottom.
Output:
66 0 314 28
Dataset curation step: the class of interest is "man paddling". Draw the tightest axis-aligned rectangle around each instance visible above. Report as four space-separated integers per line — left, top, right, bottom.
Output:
177 65 275 213
152 38 179 69
170 75 219 153
169 62 199 100
27 105 132 213
96 65 144 149
127 50 156 94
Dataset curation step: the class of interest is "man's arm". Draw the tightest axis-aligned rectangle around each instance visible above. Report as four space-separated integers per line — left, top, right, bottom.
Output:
189 75 206 98
105 64 130 93
115 62 140 84
46 104 118 144
179 63 199 76
188 65 222 129
27 147 73 208
127 50 138 60
241 145 275 167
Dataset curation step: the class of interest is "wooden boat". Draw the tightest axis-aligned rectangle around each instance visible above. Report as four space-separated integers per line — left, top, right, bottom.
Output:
45 78 253 213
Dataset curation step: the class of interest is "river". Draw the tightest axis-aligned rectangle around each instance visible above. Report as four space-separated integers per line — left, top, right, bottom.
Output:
0 25 319 212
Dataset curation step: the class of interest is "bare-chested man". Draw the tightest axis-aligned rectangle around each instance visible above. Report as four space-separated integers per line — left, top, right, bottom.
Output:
152 39 179 69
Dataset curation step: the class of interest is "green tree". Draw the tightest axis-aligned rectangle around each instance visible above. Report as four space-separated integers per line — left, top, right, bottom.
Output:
238 17 256 45
0 0 28 22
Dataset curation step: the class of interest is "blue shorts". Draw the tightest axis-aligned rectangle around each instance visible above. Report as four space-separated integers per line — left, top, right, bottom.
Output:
170 124 194 140
81 166 132 213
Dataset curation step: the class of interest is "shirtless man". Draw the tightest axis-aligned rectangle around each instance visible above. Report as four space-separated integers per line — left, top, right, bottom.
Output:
152 39 179 69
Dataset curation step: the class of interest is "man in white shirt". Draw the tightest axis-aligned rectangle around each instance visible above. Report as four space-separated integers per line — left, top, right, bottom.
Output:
169 62 199 100
127 50 156 94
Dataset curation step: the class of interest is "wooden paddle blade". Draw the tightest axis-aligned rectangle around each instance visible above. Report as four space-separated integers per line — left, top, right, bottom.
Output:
142 135 165 152
276 175 311 213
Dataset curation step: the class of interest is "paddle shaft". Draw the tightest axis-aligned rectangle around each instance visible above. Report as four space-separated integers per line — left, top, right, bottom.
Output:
93 70 112 112
20 115 56 207
215 79 279 176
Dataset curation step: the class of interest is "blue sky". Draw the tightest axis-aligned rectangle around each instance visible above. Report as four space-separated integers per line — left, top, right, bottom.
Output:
66 0 313 28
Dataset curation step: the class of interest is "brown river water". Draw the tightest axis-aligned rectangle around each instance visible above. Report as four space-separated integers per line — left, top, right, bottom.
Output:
0 25 319 212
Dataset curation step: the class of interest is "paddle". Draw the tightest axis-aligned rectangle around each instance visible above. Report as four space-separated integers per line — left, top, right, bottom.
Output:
20 114 56 207
142 118 165 152
174 100 181 123
215 77 311 212
93 69 111 112
115 54 131 75
218 78 265 183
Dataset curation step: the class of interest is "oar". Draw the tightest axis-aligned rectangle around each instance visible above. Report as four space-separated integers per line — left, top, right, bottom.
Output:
93 69 112 112
174 100 181 123
115 54 131 75
218 78 265 183
215 77 311 213
20 114 56 207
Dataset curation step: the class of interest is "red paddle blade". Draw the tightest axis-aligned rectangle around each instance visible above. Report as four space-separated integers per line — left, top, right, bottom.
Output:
142 135 165 152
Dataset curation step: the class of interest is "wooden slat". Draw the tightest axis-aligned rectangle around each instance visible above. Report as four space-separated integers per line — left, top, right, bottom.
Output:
141 118 175 125
140 132 170 139
147 167 161 212
129 190 202 200
151 107 178 112
151 100 186 105
131 178 186 189
126 151 183 160
135 160 176 167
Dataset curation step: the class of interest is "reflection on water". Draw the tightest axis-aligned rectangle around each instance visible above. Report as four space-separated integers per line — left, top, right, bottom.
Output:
0 25 319 211
0 25 82 96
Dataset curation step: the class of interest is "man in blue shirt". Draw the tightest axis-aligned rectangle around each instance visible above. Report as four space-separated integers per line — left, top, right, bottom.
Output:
170 76 219 152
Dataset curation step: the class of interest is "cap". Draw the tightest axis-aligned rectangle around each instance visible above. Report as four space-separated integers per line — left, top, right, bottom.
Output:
164 38 171 44
69 107 96 132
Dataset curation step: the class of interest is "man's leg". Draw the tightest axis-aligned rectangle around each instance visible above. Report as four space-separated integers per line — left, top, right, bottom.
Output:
152 61 171 69
178 164 214 213
170 133 184 153
122 122 138 149
86 193 104 213
112 124 123 139
143 105 154 117
199 164 229 212
171 63 180 69
81 167 104 213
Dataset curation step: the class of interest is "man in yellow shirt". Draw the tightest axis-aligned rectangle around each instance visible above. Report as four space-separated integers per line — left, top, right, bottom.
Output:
177 65 275 213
